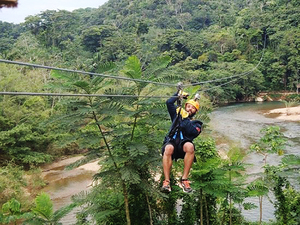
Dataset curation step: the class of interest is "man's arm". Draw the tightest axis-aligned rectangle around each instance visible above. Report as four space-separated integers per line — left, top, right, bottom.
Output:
166 94 178 122
181 120 203 139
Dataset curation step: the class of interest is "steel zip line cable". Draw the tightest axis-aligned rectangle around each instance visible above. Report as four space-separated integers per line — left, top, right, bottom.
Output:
1 32 265 90
200 47 265 93
183 33 267 88
0 34 266 97
0 59 178 87
0 91 173 98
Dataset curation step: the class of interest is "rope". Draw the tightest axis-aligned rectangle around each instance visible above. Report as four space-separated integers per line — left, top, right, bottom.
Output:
0 59 177 87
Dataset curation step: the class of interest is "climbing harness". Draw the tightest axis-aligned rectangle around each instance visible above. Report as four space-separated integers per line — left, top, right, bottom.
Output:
167 82 195 143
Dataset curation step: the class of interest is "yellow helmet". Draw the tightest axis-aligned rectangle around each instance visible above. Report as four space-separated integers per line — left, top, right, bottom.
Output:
185 99 200 111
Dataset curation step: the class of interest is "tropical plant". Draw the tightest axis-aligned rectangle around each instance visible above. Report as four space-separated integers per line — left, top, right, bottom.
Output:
0 198 32 225
23 192 77 225
44 55 175 225
264 155 300 225
193 138 248 225
248 125 287 224
246 179 269 225
250 126 287 164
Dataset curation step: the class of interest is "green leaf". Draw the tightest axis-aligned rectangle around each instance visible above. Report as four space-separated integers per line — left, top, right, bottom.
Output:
52 203 77 222
32 192 53 221
128 142 148 157
145 55 171 79
73 80 90 89
121 55 142 80
243 202 257 210
2 198 21 214
50 70 73 82
120 167 140 184
282 154 300 165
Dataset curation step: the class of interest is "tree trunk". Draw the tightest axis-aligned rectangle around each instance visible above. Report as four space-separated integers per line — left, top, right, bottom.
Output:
200 189 203 225
122 182 131 225
204 194 209 225
146 193 153 225
93 111 131 225
259 196 263 225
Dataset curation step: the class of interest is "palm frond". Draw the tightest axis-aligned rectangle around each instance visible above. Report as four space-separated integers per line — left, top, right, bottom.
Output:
95 61 116 73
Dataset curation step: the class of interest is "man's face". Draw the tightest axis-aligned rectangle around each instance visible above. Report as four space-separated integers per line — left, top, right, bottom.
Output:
185 103 197 116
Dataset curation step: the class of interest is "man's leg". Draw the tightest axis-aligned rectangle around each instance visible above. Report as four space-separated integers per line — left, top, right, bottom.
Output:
182 142 195 179
180 142 195 193
163 144 174 181
161 144 174 192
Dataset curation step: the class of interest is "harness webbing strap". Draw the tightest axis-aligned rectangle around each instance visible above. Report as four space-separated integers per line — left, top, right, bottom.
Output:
168 106 183 139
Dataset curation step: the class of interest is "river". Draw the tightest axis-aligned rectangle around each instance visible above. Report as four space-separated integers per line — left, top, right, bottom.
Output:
42 156 99 225
42 101 300 224
209 101 300 222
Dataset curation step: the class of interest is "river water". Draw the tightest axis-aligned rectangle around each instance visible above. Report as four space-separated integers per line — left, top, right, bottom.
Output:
42 101 300 224
42 156 99 225
209 101 300 222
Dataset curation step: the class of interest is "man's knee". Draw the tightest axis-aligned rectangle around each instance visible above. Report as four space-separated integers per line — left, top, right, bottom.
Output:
183 142 195 154
164 144 174 156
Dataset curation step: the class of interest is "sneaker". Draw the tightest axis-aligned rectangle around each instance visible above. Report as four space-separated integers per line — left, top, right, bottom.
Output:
161 180 171 193
180 178 193 193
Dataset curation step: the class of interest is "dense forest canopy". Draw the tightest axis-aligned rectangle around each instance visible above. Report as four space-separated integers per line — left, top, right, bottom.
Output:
1 0 300 224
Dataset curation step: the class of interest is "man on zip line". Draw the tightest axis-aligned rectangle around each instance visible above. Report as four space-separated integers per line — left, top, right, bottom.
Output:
161 84 203 193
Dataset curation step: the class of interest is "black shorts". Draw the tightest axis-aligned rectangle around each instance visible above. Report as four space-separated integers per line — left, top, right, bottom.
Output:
161 137 196 162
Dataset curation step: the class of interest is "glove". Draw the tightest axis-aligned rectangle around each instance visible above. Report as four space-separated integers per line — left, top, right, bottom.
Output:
178 90 189 99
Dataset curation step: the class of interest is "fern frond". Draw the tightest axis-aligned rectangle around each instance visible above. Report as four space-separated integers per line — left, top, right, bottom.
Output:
32 192 53 221
52 203 77 222
120 166 141 184
128 142 148 157
144 55 172 79
121 55 142 80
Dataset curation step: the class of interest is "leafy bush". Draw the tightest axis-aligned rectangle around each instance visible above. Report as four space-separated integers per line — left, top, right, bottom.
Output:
0 163 26 205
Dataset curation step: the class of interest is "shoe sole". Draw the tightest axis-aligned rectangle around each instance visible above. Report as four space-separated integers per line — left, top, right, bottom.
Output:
179 182 193 193
161 187 171 193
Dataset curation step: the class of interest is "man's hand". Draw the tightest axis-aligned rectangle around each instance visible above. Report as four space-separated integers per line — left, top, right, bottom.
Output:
177 82 183 90
178 90 189 99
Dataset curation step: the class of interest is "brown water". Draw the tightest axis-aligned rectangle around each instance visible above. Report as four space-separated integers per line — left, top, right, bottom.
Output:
42 156 98 224
42 101 300 224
